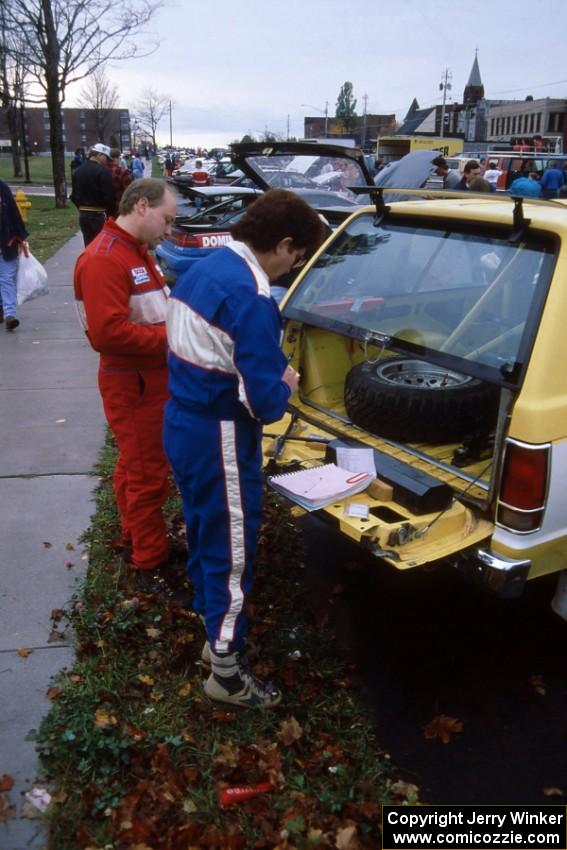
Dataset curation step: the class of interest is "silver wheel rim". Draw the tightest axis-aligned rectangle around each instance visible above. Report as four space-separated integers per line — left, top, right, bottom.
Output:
374 359 473 390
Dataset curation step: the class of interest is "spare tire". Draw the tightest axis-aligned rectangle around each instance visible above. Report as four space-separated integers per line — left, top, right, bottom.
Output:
344 356 499 443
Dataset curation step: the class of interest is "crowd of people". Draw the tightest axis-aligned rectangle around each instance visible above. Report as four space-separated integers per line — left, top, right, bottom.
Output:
73 177 325 709
434 155 566 198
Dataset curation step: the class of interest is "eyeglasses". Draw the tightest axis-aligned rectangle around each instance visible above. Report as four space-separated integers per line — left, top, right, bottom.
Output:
291 250 307 269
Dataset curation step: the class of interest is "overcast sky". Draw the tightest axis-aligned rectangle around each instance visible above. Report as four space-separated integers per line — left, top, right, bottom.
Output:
66 0 567 149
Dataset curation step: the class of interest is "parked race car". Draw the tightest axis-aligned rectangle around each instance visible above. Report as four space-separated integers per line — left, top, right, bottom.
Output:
155 187 261 284
266 187 567 617
156 141 374 290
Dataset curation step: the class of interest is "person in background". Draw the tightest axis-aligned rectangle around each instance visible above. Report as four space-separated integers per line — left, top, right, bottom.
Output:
468 177 492 193
108 147 133 215
454 160 481 191
164 154 173 177
508 171 542 198
0 180 28 331
74 179 185 597
164 189 325 708
191 159 211 209
131 151 145 180
432 156 461 189
540 161 565 199
70 143 115 246
70 147 84 175
483 161 502 192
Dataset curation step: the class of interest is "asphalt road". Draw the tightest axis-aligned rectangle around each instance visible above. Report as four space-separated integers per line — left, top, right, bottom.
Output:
300 515 567 805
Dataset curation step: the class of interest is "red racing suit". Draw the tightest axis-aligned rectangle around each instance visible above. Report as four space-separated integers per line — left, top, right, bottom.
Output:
74 219 171 570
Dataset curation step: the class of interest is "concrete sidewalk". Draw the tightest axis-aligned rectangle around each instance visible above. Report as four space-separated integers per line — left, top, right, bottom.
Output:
0 233 105 850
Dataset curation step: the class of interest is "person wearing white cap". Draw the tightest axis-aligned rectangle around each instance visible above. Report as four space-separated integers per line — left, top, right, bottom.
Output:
70 143 116 245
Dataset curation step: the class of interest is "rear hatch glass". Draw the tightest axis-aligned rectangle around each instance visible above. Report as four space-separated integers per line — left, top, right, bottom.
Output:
284 212 555 388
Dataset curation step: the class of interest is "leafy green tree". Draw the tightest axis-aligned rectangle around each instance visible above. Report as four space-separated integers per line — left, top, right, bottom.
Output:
335 81 358 134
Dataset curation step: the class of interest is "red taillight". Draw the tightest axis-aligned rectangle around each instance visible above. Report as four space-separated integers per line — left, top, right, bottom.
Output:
171 231 201 248
497 441 549 532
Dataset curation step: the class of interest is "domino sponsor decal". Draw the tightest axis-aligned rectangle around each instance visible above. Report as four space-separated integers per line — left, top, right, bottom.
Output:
199 232 233 248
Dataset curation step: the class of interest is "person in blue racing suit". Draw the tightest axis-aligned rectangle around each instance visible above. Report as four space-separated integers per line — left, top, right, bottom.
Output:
164 189 324 708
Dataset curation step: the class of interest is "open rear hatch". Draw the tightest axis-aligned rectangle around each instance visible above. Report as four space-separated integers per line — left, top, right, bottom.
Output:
265 201 556 569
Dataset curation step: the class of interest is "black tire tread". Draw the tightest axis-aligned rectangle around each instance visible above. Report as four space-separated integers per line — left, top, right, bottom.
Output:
344 357 499 443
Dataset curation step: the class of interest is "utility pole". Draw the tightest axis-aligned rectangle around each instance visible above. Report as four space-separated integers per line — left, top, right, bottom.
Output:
439 68 452 139
362 93 368 150
324 100 329 136
169 101 173 148
287 113 290 140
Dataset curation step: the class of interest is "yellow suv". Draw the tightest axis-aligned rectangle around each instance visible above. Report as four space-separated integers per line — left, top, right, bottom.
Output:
266 190 567 616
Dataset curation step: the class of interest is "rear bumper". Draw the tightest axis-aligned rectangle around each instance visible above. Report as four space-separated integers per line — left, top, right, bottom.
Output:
453 547 531 599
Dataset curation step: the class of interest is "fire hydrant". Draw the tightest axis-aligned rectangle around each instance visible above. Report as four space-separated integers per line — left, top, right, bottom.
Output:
15 188 32 223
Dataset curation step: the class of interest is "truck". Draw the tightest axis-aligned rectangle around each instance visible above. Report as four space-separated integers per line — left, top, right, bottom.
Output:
377 135 463 164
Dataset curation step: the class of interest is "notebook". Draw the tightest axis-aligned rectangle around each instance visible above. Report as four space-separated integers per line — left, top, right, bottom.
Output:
268 463 375 511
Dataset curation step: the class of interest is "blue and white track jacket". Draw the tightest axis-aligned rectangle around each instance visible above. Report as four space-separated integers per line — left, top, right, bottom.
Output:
166 241 291 424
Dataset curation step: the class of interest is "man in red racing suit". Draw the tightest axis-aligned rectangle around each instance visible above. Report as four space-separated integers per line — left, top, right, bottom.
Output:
74 178 179 594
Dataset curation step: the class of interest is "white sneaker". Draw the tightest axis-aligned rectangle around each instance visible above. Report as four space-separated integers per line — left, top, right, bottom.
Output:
204 650 282 708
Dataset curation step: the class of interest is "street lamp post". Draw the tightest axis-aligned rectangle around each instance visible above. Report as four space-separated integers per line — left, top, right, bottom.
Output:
301 102 329 138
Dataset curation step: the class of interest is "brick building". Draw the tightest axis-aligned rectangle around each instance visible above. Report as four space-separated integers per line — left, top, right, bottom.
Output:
303 113 396 150
0 106 131 154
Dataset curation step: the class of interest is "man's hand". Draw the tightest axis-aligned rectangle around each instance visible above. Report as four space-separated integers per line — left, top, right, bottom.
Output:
282 365 300 394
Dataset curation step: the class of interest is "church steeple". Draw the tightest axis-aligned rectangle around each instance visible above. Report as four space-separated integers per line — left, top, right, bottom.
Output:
463 50 484 105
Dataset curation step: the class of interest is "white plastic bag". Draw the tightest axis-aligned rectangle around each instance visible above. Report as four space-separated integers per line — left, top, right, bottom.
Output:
16 246 49 305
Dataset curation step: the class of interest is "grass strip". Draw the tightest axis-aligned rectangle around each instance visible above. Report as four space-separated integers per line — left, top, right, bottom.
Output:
25 195 79 264
34 435 402 849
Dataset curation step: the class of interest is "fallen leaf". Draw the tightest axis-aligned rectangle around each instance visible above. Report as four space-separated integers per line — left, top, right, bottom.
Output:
178 683 192 697
0 775 14 792
335 824 359 850
20 800 43 819
50 608 65 622
211 710 236 723
65 543 75 551
137 674 154 686
48 629 66 643
94 708 118 728
543 787 564 797
182 797 198 814
529 673 546 696
424 714 463 744
277 716 303 746
145 627 161 638
389 779 420 804
46 686 63 700
69 674 82 683
17 647 33 658
214 741 240 768
65 561 74 569
42 541 52 548
0 795 16 823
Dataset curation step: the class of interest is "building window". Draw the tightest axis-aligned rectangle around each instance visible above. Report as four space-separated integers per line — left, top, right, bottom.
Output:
512 116 517 133
43 110 49 118
529 113 534 132
80 111 85 119
81 134 87 142
535 113 541 132
505 116 510 134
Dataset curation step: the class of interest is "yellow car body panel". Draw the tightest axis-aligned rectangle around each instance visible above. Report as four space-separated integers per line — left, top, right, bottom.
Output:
266 194 567 599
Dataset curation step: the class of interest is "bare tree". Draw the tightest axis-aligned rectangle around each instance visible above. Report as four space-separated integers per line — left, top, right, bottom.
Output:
135 88 169 153
0 10 26 177
78 66 119 144
3 0 160 207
